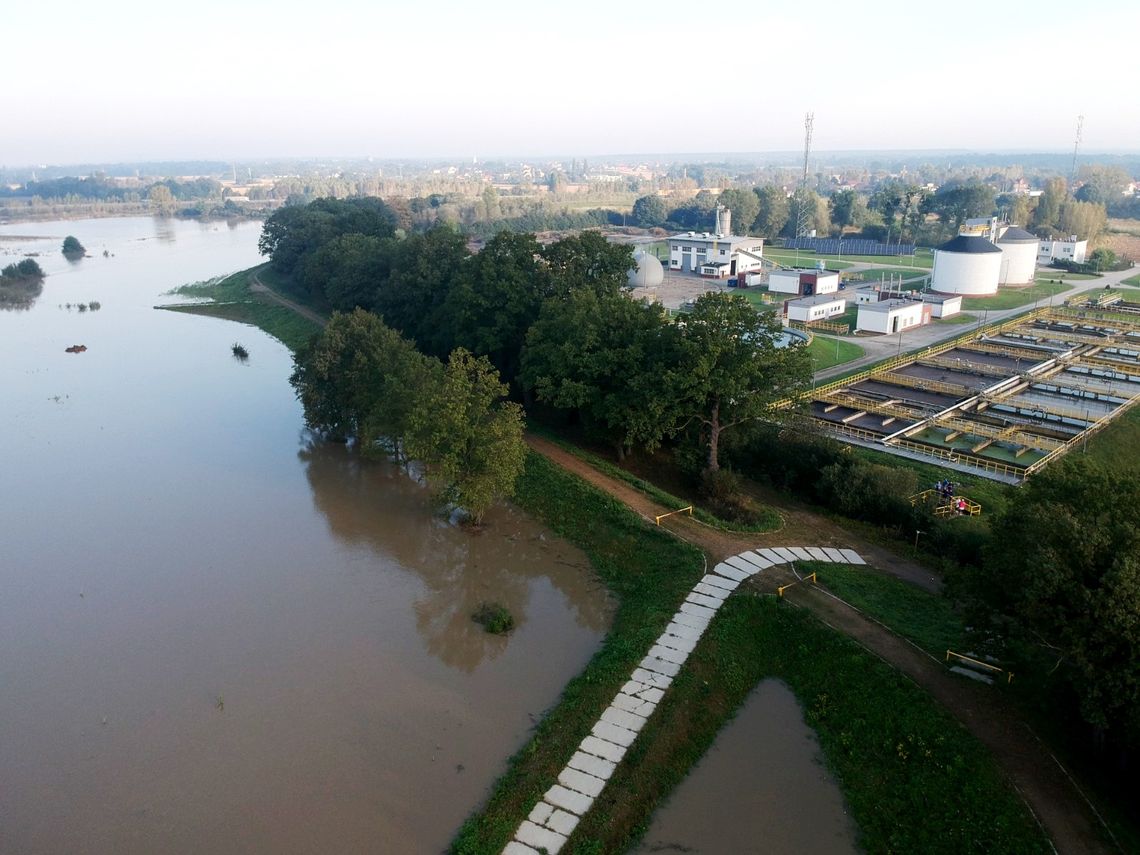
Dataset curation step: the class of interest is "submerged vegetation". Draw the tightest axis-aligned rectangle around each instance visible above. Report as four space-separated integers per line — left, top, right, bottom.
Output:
0 258 46 309
231 342 249 360
62 235 86 257
472 602 515 635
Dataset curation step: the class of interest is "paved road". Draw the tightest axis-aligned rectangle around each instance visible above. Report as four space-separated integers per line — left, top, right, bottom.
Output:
815 265 1138 381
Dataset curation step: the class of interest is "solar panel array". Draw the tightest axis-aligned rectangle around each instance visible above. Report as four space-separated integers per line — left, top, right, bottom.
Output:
780 238 916 256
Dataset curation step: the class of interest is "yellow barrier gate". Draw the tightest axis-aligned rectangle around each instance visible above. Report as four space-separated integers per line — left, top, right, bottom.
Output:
655 506 693 525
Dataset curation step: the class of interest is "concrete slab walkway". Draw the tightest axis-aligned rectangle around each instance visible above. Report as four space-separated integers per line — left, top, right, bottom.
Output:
502 546 864 854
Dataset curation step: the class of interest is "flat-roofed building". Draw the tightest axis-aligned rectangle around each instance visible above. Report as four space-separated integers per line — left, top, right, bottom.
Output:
668 232 765 277
856 298 930 334
785 293 847 323
768 268 840 296
1038 236 1088 265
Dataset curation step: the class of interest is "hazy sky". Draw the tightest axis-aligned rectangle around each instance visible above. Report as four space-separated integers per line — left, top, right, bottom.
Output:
4 0 1138 165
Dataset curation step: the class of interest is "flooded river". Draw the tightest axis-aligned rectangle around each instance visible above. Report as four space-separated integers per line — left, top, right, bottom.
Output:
0 217 613 854
636 680 857 855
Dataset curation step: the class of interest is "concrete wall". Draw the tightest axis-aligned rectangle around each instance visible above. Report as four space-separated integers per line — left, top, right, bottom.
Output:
932 249 1001 295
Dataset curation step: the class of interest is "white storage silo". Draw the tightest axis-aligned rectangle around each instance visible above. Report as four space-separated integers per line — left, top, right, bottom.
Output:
996 226 1038 285
931 235 1002 296
628 250 665 289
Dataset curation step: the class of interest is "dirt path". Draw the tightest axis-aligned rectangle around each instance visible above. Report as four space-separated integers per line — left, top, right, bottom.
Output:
249 268 328 328
527 435 1116 855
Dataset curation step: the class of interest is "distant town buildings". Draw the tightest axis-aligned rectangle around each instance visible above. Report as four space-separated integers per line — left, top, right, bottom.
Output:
1037 236 1089 265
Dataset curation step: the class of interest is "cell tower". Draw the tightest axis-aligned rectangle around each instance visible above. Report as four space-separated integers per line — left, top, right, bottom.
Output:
1070 114 1084 184
795 112 815 239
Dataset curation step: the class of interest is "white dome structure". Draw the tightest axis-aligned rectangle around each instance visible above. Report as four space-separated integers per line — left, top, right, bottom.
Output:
628 250 665 289
997 226 1038 286
932 235 1002 296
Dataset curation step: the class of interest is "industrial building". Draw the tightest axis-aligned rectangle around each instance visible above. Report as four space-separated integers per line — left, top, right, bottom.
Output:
785 293 846 323
931 235 1003 296
856 298 931 334
996 227 1039 285
668 206 765 278
768 268 840 296
1038 236 1088 265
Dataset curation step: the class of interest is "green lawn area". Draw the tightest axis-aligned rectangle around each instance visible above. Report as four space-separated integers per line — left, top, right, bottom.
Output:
936 312 978 324
767 249 934 269
809 334 864 371
739 288 780 312
1122 274 1140 287
1085 406 1140 474
961 281 1072 311
801 561 967 656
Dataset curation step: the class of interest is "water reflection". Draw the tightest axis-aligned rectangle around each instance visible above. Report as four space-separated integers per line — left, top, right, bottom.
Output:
153 216 177 243
0 276 43 310
300 439 611 671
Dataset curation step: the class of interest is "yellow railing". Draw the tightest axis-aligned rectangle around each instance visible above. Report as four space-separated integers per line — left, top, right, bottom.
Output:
879 371 975 397
777 572 817 597
888 437 1027 479
947 650 1013 683
909 490 982 517
930 415 1068 451
654 506 693 525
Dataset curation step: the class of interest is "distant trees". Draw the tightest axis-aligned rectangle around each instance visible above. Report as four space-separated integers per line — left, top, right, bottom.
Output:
62 236 86 257
0 259 46 309
829 189 865 231
929 182 996 232
631 195 668 227
1031 178 1067 233
259 196 398 277
148 184 175 215
716 188 760 235
1 258 44 282
869 179 928 242
752 185 791 238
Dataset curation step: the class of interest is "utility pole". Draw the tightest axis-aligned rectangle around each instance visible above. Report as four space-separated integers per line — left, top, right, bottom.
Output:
1070 114 1084 185
795 112 815 239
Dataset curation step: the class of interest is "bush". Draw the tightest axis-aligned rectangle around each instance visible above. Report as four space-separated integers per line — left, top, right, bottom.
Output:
472 602 515 634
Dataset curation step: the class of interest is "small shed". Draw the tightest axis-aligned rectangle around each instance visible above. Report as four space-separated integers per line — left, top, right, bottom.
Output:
786 293 847 323
856 298 930 334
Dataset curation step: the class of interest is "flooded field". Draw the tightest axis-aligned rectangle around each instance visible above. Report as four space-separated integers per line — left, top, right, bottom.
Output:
635 680 856 855
0 217 613 854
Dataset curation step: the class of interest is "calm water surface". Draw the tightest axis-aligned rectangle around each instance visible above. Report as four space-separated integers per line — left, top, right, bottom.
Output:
0 217 613 854
636 680 857 855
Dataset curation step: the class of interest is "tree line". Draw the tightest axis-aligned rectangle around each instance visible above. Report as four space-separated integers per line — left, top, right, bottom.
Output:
629 177 1111 245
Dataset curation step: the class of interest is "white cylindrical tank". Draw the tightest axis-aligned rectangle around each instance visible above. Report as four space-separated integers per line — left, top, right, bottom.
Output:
932 235 1002 295
996 226 1038 285
715 205 732 236
628 250 665 288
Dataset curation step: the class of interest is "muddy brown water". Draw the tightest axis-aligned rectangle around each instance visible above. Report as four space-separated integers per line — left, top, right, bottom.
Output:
635 680 857 855
0 217 613 854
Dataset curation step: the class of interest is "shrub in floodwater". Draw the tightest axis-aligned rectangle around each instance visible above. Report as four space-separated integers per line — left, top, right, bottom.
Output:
88 301 101 311
231 342 249 360
76 303 88 312
62 236 86 257
472 602 515 634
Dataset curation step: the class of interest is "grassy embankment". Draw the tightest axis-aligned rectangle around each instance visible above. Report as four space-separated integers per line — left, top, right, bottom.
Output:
808 334 865 370
961 281 1072 311
536 433 781 533
452 452 1050 854
157 266 322 352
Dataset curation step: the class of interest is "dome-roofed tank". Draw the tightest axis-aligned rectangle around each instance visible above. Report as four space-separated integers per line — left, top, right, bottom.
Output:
628 249 665 288
932 235 1002 295
996 226 1038 286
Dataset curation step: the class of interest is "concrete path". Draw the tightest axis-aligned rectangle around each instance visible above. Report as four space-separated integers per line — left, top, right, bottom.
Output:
502 546 865 855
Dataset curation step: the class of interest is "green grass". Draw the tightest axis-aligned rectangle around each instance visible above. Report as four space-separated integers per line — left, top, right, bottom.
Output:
961 281 1072 311
844 267 932 288
936 311 978 324
767 249 934 269
158 267 323 352
738 289 779 312
1085 406 1140 474
538 433 782 533
800 561 966 656
570 596 1050 854
451 453 1049 854
1121 274 1140 287
808 335 864 371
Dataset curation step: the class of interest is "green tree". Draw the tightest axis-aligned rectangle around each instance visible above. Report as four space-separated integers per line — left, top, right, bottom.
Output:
984 461 1140 747
631 195 667 227
930 181 996 232
406 349 527 524
300 233 394 310
1059 199 1107 242
374 226 469 351
540 230 633 299
829 189 864 231
1031 177 1067 234
717 188 760 235
752 185 790 237
62 235 86 257
521 290 674 457
148 184 174 215
671 293 811 473
289 309 435 456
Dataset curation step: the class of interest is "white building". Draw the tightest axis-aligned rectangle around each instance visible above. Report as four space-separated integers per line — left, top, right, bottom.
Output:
996 226 1038 285
668 232 765 277
768 268 840 296
1037 236 1088 265
872 289 963 319
785 293 847 323
856 298 930 334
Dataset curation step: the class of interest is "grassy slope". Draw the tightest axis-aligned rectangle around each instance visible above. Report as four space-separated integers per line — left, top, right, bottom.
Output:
808 334 864 371
158 267 322 352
